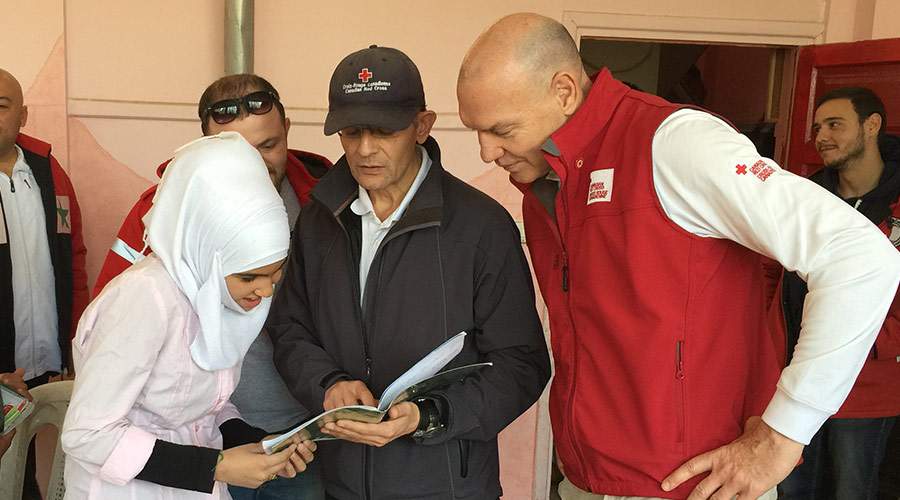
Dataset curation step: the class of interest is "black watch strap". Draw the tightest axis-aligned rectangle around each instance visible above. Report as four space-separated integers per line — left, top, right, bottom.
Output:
412 397 445 439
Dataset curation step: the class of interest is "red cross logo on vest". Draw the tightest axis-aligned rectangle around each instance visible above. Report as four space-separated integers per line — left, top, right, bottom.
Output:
735 164 748 175
358 68 373 83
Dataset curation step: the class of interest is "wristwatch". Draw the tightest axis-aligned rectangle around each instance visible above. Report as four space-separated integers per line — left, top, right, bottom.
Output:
412 397 445 439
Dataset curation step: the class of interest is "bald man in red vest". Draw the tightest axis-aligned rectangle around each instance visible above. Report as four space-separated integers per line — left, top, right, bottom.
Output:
457 13 900 500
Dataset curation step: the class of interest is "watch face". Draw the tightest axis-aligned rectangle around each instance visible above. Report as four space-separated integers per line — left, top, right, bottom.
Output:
413 423 444 439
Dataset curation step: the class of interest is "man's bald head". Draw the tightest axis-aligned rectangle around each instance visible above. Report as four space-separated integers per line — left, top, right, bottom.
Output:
0 69 23 102
0 68 28 160
456 14 591 185
459 13 585 93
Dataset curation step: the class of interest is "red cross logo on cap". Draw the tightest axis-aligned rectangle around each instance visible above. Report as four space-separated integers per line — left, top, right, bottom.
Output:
358 68 373 83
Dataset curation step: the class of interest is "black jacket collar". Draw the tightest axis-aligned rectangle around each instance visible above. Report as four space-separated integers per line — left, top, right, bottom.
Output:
312 136 445 231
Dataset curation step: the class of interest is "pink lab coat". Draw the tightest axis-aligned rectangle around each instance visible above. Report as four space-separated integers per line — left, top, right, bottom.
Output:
62 255 241 499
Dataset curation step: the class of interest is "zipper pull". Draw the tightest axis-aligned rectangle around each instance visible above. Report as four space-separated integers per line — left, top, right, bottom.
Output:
365 357 372 380
8 177 14 193
561 251 569 292
675 341 685 380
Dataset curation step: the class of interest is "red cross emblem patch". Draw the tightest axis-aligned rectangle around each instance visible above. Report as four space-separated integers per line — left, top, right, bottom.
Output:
358 68 373 83
735 164 748 175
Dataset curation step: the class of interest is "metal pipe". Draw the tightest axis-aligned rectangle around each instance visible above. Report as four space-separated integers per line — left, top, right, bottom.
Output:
225 0 254 75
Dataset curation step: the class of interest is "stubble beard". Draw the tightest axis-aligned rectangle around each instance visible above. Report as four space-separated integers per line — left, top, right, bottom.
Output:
823 130 865 172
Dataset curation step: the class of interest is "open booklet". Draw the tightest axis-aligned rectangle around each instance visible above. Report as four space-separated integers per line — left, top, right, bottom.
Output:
1 383 34 435
263 331 491 453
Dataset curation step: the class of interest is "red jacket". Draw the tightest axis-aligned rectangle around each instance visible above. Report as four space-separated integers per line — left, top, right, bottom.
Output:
519 70 779 498
767 144 900 418
92 149 330 296
0 133 88 373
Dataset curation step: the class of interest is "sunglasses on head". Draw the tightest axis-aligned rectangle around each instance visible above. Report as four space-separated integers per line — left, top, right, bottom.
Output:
203 90 282 125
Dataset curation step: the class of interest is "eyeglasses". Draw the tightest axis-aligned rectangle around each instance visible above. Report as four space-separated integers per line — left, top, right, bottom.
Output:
202 91 283 125
337 126 400 139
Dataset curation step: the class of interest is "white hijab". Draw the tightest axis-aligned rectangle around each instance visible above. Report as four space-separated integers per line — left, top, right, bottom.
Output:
143 132 290 371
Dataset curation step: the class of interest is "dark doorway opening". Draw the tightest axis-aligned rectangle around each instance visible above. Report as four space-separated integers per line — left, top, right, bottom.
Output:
579 39 792 161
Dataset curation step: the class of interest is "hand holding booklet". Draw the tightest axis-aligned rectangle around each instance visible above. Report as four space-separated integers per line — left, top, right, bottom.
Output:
2 383 34 435
263 331 490 453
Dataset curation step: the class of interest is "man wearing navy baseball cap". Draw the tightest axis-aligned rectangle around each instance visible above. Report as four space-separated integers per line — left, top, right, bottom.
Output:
268 45 551 499
323 45 427 135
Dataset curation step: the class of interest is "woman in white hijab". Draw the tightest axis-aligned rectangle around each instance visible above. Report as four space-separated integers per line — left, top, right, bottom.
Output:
62 132 314 499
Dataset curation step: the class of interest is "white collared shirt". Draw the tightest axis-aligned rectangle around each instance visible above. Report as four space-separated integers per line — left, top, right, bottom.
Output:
351 145 432 302
0 145 61 380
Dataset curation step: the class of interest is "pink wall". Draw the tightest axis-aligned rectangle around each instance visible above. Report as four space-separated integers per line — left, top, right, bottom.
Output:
826 0 900 42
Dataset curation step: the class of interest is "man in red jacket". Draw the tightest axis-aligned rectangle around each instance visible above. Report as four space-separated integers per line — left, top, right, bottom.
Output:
1 67 89 500
457 14 900 500
774 87 900 500
93 75 329 295
0 69 88 382
92 73 331 500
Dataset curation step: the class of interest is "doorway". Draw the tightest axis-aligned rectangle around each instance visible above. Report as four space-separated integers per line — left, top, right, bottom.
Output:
579 38 794 162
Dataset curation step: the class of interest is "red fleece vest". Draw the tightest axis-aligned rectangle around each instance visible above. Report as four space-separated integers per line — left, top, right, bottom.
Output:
520 70 780 498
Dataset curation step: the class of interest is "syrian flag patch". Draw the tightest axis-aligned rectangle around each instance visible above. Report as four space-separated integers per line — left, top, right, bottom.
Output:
56 196 71 234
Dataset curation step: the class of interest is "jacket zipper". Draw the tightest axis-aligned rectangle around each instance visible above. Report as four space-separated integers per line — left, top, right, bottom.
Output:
338 223 371 382
339 210 441 499
675 340 686 445
330 209 372 378
557 173 590 481
534 166 590 483
332 211 374 500
361 224 439 499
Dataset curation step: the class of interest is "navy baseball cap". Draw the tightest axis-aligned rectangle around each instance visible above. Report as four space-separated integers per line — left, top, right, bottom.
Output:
324 45 426 136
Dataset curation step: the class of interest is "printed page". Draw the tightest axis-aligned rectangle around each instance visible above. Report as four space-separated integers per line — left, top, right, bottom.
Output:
377 331 467 412
385 362 492 408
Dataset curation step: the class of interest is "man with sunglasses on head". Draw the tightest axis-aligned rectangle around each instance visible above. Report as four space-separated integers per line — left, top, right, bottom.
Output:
92 74 331 500
266 45 550 500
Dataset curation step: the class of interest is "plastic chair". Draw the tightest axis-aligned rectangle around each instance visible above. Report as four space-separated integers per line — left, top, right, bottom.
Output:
0 380 73 500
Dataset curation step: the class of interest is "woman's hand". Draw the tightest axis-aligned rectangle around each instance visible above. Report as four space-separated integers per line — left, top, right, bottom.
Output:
213 442 298 488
